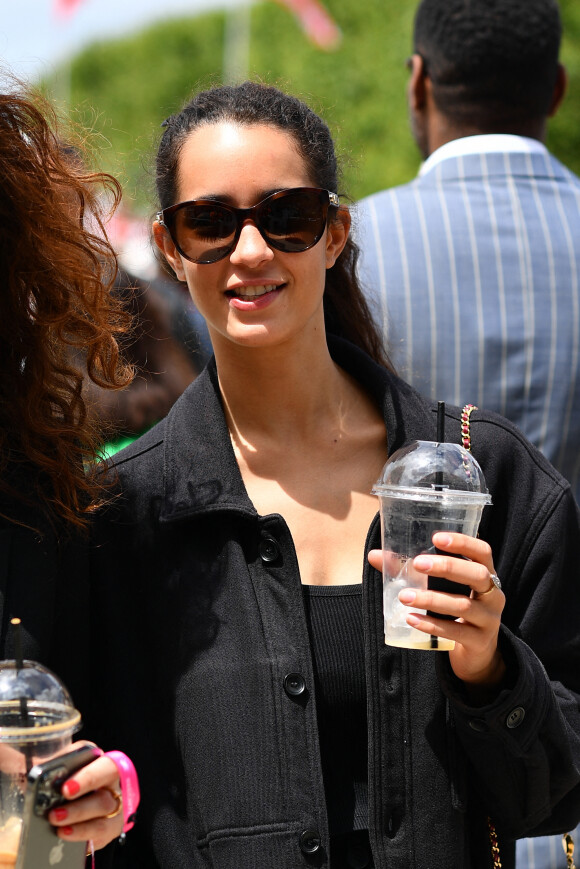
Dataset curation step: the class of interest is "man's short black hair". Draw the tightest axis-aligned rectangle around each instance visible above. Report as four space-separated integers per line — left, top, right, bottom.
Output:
413 0 562 126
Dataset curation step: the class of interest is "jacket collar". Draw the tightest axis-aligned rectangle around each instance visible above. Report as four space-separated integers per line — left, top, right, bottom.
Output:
419 133 548 177
159 336 434 523
418 147 570 184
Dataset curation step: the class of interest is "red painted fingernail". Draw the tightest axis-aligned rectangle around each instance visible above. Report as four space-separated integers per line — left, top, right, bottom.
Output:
63 779 80 797
53 808 68 821
61 826 74 836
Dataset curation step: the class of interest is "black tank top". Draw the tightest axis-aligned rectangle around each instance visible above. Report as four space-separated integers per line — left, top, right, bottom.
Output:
302 583 368 835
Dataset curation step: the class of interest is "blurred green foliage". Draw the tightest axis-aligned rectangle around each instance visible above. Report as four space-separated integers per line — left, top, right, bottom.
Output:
46 0 580 214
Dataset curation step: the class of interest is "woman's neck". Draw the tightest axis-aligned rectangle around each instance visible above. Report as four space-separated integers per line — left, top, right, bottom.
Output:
214 332 351 446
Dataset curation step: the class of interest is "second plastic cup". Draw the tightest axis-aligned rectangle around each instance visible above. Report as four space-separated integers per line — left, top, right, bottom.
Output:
0 661 81 867
372 440 492 650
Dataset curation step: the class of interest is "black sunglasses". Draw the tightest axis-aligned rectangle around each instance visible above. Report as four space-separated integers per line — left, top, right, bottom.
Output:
156 186 339 265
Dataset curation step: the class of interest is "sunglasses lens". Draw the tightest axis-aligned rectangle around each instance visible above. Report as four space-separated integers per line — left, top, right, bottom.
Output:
172 203 238 264
260 189 328 252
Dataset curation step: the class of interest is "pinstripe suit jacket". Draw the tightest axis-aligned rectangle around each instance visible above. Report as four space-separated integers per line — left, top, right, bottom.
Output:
356 143 580 503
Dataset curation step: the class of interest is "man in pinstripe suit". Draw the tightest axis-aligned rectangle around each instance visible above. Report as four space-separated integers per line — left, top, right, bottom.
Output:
356 0 580 513
356 1 579 864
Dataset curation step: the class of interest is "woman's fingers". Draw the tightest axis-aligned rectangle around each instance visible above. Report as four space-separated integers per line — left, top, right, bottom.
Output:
368 533 502 603
368 532 506 688
48 754 124 848
60 753 119 800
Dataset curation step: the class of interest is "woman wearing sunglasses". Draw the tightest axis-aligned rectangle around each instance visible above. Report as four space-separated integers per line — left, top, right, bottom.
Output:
89 81 580 868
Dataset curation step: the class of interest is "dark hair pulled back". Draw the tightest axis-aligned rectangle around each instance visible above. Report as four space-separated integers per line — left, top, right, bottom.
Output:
156 81 392 369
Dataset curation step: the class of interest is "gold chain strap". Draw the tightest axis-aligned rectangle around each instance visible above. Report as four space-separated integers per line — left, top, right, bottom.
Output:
488 818 502 869
461 403 478 456
564 833 576 869
462 406 501 868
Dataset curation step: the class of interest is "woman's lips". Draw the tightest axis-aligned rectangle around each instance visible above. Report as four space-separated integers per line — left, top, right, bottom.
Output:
226 283 282 301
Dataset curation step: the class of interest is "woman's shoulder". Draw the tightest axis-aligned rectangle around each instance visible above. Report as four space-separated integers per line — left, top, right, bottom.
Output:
466 406 569 494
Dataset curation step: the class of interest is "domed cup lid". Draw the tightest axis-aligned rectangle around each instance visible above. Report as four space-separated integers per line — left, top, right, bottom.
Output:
372 440 492 504
0 660 80 742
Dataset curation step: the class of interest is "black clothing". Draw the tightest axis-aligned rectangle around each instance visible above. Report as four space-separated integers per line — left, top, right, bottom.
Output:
303 584 368 835
329 830 374 869
89 336 580 869
0 477 91 715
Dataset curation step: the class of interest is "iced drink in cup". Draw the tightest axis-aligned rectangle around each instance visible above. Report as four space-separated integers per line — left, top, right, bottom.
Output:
0 659 81 866
372 439 492 650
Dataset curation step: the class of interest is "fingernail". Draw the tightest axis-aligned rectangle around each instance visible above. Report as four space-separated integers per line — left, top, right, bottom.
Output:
61 826 74 836
399 589 416 604
63 779 80 797
407 614 420 626
53 808 68 821
434 533 453 547
413 555 433 571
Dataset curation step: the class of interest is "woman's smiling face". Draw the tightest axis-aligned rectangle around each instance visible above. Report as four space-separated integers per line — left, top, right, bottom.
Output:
154 121 349 353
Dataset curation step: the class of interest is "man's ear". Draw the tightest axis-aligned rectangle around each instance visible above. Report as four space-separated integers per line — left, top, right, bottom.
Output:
152 221 187 281
548 62 567 117
325 206 350 269
408 52 428 111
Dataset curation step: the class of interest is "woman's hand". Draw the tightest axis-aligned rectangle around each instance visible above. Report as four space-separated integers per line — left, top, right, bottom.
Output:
48 744 124 851
368 532 506 693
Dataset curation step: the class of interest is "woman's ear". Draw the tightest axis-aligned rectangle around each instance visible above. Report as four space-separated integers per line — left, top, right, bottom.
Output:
325 206 351 269
153 221 187 281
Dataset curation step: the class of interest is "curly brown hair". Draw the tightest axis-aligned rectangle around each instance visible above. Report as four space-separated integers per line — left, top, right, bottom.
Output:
0 81 133 531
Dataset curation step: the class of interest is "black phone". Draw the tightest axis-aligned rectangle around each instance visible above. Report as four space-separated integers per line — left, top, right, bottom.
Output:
16 744 101 869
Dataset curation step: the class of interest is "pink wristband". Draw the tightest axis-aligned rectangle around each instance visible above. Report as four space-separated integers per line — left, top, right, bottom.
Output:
104 750 140 832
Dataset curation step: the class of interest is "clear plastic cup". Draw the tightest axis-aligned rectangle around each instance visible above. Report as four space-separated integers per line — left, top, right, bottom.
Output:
372 440 492 650
0 661 80 866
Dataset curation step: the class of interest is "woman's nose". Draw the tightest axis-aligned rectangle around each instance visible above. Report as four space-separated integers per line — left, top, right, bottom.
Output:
229 220 274 267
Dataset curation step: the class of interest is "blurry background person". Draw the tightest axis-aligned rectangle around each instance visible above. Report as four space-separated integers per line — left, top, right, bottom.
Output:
82 265 202 445
355 0 580 510
67 164 204 451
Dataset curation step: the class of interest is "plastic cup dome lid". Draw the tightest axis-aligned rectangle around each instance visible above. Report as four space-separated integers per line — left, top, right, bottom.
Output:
0 661 74 707
372 440 492 502
0 660 80 740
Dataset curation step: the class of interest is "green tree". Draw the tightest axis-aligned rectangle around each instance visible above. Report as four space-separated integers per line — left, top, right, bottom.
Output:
45 0 580 214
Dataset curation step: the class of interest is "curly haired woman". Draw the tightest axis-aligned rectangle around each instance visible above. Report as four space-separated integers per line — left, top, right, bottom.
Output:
0 77 135 856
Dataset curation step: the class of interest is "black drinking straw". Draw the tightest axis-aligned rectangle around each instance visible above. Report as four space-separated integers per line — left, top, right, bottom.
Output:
436 401 445 484
11 617 33 770
430 402 446 648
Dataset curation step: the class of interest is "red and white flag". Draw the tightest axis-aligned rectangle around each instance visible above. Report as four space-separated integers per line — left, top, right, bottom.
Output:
53 0 85 20
273 0 341 50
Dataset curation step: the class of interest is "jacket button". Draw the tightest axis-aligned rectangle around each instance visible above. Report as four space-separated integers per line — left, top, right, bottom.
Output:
385 807 402 838
284 673 306 697
506 706 525 729
299 829 321 854
259 534 280 563
468 719 488 732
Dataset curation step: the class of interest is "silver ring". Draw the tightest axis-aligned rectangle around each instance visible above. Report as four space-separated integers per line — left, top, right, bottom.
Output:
476 573 502 597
